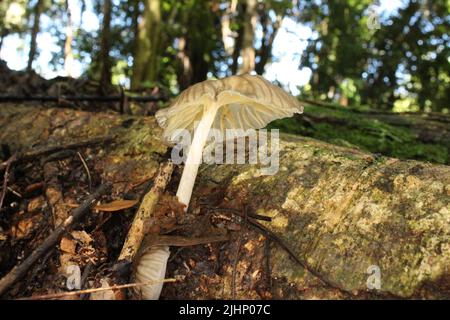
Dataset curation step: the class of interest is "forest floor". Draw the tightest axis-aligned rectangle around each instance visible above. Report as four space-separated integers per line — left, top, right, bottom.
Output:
0 63 448 300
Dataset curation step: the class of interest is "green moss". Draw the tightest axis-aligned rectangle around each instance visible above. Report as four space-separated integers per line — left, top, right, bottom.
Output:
268 103 449 164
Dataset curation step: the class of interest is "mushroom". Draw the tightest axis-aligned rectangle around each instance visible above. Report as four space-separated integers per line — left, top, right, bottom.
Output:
156 74 304 208
134 74 303 299
132 245 170 300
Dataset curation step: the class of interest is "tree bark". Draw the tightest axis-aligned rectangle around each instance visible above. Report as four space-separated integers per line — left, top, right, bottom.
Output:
131 0 161 90
0 105 449 299
238 0 257 74
99 0 112 88
221 0 238 57
176 36 192 91
27 0 44 72
175 1 215 90
255 6 284 75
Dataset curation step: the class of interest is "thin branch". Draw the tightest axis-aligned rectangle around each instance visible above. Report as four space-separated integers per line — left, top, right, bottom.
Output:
144 234 230 247
18 278 178 300
208 205 344 291
0 153 17 210
0 94 165 103
77 151 92 192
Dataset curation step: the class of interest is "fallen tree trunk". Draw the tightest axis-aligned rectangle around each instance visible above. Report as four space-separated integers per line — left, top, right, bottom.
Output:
0 104 449 299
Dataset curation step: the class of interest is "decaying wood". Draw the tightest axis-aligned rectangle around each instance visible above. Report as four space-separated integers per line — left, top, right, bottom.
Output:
0 105 449 299
0 183 111 296
117 162 174 264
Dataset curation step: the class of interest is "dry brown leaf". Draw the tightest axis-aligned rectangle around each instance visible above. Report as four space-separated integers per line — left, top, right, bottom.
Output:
11 218 34 239
27 196 46 213
94 199 138 212
71 230 93 245
60 237 76 254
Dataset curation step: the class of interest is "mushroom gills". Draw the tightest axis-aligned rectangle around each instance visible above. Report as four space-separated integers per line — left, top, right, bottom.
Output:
133 245 170 300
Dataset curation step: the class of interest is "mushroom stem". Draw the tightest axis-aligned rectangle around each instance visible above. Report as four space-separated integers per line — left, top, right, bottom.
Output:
176 103 219 209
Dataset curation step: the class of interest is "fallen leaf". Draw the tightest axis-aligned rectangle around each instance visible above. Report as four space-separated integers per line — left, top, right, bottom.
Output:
71 230 93 245
27 196 46 212
94 199 138 212
10 218 34 239
60 237 76 254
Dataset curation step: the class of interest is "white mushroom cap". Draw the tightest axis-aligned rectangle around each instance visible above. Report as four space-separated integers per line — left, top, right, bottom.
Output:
156 74 303 143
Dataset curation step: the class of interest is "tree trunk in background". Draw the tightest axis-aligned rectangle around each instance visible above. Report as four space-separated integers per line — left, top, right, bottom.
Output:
99 0 112 88
79 0 86 28
238 0 257 74
131 0 161 90
255 10 283 75
231 26 243 75
0 30 6 55
176 36 192 90
27 0 44 72
176 1 215 90
131 0 140 55
64 0 75 78
221 0 238 57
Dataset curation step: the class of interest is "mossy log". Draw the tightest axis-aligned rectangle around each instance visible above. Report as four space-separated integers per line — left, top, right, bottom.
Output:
0 104 449 299
269 101 450 165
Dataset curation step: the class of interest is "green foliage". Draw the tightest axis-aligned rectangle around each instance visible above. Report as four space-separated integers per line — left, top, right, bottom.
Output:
0 0 28 35
300 0 450 112
268 103 449 164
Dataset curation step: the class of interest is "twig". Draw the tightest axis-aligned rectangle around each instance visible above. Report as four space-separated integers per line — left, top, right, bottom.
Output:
0 135 114 172
117 162 174 263
209 205 344 291
245 218 343 290
0 183 111 297
0 153 17 210
17 278 178 300
0 94 165 103
7 187 22 198
77 152 92 192
232 209 247 299
142 234 230 247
